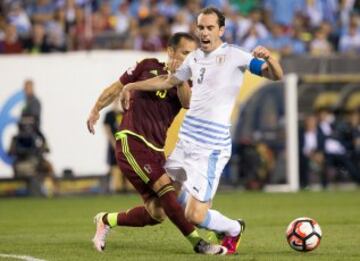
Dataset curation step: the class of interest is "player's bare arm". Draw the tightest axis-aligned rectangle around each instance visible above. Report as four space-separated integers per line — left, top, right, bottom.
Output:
121 74 183 110
87 81 123 134
124 74 182 91
177 81 192 109
252 45 284 80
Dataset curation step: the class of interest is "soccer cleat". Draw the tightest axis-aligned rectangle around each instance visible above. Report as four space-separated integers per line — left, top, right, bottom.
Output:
193 239 228 255
221 219 246 255
207 230 223 244
92 212 110 252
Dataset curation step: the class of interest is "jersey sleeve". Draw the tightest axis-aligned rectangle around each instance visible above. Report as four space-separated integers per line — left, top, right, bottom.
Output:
174 53 192 82
232 46 265 76
119 60 146 85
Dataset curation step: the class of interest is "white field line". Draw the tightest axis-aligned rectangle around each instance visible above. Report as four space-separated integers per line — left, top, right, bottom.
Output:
0 253 47 261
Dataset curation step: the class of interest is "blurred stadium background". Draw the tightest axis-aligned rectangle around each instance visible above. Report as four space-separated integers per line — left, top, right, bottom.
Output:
1 0 359 196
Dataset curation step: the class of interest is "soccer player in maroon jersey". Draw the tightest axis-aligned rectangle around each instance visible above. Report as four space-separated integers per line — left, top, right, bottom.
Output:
86 32 227 255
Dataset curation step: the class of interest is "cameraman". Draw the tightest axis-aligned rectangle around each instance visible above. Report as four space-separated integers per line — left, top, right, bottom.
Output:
8 115 55 196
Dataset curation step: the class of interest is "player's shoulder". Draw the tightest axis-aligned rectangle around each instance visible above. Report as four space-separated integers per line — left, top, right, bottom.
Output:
224 43 253 64
225 43 251 54
125 58 164 77
190 49 198 56
188 49 200 59
138 58 163 68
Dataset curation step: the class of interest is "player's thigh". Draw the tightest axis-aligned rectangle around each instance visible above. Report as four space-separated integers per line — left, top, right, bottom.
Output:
116 156 155 201
115 136 166 201
183 145 231 202
165 139 187 184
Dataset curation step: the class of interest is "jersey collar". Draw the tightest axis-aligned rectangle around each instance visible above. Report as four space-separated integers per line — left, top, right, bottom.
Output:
201 42 227 57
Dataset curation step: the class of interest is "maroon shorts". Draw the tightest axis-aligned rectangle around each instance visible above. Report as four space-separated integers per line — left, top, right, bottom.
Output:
115 134 166 201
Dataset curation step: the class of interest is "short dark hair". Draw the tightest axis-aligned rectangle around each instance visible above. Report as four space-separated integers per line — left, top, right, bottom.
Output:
167 32 197 49
198 6 225 28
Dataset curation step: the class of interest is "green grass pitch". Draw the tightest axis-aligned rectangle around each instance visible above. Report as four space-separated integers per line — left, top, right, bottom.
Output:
1 190 360 261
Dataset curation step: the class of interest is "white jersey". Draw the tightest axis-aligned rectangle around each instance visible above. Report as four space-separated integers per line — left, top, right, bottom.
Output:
174 42 259 149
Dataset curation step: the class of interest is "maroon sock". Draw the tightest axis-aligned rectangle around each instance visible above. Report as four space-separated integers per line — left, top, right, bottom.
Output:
103 206 160 227
157 185 195 236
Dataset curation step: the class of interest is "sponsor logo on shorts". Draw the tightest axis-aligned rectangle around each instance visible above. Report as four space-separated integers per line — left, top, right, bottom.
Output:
143 164 152 174
192 186 200 193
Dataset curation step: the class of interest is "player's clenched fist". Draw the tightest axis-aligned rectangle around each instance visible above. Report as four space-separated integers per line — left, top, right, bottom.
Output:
252 46 271 60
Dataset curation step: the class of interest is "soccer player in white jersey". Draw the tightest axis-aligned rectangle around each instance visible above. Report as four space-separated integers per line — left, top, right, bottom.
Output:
121 7 283 254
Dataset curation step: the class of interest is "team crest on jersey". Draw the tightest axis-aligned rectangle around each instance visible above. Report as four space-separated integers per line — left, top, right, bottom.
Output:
216 55 226 65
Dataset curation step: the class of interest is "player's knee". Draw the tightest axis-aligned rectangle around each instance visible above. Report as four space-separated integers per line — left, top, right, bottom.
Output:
184 208 206 225
149 207 166 223
145 199 166 223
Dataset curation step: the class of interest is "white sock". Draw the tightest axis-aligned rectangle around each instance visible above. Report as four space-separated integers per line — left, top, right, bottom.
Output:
198 209 241 237
178 189 240 236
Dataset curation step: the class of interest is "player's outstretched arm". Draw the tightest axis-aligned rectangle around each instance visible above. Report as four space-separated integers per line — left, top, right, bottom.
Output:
124 74 182 92
177 81 192 109
87 81 123 134
252 46 283 81
121 74 183 110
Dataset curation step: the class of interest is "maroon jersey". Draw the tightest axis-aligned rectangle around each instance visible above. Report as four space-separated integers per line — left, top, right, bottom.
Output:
119 58 182 148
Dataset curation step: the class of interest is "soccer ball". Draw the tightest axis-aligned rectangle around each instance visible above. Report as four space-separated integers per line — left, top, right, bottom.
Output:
286 217 322 252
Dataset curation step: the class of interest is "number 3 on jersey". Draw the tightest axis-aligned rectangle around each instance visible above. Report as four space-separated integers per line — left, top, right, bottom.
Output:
197 67 206 84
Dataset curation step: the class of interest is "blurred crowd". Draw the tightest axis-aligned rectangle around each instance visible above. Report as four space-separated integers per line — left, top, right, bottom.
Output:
298 107 360 189
230 80 360 190
1 0 360 55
